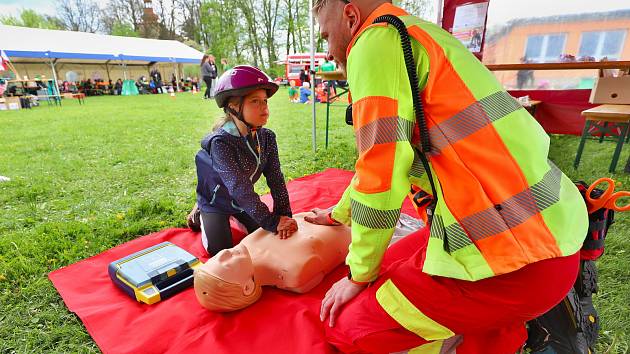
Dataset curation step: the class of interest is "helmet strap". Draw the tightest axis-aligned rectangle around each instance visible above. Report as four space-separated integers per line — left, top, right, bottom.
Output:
225 102 259 136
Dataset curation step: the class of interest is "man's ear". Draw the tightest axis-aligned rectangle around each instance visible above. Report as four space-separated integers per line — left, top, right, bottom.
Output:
343 3 362 36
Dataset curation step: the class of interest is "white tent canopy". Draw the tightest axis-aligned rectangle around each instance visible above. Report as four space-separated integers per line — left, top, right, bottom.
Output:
1 24 204 64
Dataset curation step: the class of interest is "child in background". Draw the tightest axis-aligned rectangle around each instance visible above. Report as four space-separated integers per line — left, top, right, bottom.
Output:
299 82 311 104
288 80 299 103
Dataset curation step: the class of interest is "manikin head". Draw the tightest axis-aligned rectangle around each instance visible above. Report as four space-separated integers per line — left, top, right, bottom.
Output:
314 0 389 75
194 243 262 312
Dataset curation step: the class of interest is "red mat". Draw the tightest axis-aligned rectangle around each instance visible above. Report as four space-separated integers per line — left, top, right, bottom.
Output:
49 168 417 354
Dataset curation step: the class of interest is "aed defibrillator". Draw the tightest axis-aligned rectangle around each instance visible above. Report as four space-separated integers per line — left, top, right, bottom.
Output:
108 242 201 305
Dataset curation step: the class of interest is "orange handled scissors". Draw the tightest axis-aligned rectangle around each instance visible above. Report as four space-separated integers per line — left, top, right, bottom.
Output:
586 177 630 213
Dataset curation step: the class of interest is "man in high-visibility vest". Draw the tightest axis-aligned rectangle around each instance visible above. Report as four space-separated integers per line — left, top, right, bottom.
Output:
305 0 588 352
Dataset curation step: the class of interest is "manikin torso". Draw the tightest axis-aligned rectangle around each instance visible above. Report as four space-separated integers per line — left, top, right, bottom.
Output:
242 213 351 293
197 213 351 294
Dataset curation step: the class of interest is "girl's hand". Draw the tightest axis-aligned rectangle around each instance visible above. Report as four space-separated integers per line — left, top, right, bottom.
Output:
277 216 298 239
187 204 201 232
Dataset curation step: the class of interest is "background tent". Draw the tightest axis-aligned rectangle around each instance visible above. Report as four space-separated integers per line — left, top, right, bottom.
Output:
0 24 204 86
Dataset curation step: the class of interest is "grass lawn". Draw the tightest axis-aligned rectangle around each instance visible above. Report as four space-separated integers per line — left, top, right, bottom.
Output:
1 92 628 353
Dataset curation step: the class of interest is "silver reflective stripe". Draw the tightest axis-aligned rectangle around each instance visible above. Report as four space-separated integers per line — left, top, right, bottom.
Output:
355 116 414 153
410 149 426 179
429 214 473 252
430 161 563 248
428 91 522 155
350 198 401 230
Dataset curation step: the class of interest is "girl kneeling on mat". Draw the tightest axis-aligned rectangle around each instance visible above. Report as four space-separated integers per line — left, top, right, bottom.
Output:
188 65 298 255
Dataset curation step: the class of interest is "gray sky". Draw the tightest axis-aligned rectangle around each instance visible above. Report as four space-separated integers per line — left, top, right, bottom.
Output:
0 0 109 17
1 0 629 26
0 0 57 16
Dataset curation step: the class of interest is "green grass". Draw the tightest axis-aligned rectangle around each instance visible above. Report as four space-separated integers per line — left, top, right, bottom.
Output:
0 92 628 352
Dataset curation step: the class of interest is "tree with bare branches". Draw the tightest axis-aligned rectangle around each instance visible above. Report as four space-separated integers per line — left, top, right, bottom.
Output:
56 0 102 33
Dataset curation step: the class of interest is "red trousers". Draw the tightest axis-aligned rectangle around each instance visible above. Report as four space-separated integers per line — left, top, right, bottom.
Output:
327 228 579 354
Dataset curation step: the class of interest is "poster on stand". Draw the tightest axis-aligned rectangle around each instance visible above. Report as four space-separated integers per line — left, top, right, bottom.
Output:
452 2 489 53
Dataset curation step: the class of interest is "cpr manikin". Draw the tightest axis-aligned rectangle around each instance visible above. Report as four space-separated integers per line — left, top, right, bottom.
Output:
194 212 351 312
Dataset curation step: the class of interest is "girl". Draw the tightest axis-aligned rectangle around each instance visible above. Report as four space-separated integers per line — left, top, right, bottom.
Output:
189 65 298 255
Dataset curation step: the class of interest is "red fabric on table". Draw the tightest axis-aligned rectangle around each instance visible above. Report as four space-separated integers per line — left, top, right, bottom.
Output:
508 89 597 135
49 168 417 354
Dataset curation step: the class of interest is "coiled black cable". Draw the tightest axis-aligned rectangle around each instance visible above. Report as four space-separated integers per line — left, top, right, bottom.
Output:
373 14 438 216
374 15 430 154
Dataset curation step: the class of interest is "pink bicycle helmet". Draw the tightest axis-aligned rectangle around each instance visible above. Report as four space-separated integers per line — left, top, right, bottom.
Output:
214 65 279 108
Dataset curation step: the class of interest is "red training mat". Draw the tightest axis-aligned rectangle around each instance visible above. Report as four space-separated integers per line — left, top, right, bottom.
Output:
49 168 417 354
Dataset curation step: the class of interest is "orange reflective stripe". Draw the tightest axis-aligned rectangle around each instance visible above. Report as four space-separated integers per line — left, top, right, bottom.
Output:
476 216 561 274
352 95 398 130
407 26 477 126
352 96 400 194
427 92 523 155
355 143 396 193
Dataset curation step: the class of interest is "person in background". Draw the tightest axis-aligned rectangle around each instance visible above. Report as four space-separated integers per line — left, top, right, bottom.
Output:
187 65 298 255
299 68 309 86
320 58 336 72
288 80 299 103
516 56 534 89
114 79 123 95
299 81 312 104
150 66 163 93
171 73 177 91
201 55 218 99
221 58 232 74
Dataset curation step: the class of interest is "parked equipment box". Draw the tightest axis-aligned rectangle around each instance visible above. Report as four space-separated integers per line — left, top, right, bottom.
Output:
108 242 201 305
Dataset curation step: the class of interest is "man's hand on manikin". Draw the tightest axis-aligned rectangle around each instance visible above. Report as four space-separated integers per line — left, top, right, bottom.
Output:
320 277 367 327
304 208 341 226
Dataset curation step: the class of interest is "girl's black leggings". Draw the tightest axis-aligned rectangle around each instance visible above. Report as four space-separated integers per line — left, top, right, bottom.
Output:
200 211 259 255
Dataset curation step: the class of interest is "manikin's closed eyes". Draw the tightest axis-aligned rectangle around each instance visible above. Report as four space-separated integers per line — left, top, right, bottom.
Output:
194 212 351 312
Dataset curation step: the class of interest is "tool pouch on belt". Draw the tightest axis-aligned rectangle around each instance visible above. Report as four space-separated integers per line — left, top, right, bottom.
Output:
575 181 616 261
408 185 435 225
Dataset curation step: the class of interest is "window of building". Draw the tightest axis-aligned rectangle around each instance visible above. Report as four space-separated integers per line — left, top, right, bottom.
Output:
524 34 567 63
578 30 627 60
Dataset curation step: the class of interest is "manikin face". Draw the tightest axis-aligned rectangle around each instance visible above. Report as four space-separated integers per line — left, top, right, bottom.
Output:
235 89 270 128
316 1 361 75
203 243 256 295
